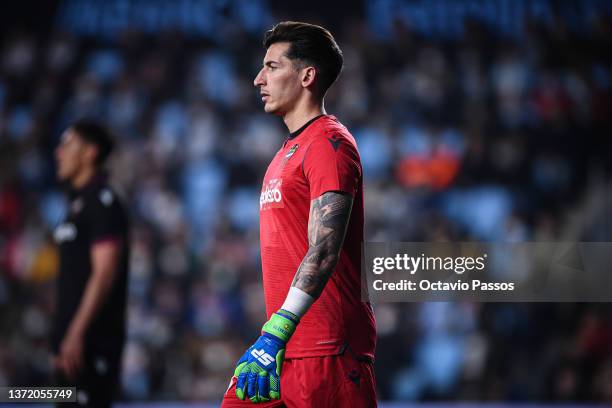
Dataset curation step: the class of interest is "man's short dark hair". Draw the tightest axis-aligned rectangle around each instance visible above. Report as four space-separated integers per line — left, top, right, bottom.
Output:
71 120 115 167
264 21 343 97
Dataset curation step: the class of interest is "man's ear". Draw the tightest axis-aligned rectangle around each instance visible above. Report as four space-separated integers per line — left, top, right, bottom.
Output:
301 66 317 89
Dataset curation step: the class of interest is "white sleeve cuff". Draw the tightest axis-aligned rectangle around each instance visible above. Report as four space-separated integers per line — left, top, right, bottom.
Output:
281 287 315 318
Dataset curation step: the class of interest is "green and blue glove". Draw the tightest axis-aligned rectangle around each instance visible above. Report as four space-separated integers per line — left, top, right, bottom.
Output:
234 309 298 402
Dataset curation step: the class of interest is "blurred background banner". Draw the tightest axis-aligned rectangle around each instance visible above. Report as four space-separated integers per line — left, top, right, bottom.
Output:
0 0 611 404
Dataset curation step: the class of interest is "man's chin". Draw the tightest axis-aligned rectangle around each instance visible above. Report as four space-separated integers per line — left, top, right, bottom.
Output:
263 104 283 116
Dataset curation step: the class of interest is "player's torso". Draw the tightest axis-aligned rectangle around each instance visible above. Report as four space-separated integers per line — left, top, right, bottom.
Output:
259 117 347 280
259 135 311 315
259 116 352 244
54 191 95 285
52 183 129 352
258 117 375 358
52 189 98 351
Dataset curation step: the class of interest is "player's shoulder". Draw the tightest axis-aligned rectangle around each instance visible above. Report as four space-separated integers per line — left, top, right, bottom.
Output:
308 115 357 146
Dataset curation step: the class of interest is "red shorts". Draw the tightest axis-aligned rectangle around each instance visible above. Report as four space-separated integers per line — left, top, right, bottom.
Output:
221 354 377 408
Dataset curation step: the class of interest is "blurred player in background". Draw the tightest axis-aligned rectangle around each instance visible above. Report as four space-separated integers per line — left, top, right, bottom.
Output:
52 121 129 407
222 21 376 407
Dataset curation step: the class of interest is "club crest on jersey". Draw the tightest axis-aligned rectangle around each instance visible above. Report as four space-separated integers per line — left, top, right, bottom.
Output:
260 178 283 211
99 189 114 206
285 144 299 159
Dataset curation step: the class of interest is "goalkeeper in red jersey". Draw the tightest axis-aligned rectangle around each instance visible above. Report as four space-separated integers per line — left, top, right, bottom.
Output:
221 21 377 407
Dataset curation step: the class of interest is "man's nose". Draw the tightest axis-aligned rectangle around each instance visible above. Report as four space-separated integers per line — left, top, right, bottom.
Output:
254 69 265 87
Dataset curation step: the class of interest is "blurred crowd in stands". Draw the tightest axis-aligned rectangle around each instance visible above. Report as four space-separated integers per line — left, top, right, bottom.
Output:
0 1 611 403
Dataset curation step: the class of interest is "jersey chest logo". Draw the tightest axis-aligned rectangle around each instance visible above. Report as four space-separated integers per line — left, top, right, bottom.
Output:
54 223 77 243
260 178 283 211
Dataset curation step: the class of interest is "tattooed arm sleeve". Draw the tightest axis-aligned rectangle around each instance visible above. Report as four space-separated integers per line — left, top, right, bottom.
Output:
291 191 354 298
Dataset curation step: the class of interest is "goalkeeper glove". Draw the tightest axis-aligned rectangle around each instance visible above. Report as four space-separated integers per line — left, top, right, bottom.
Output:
234 309 298 402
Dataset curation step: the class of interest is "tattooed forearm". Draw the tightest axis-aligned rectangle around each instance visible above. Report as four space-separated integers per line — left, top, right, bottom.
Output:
292 191 353 298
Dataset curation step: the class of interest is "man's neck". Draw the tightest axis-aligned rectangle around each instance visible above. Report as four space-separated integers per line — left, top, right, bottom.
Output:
71 166 97 190
283 99 326 133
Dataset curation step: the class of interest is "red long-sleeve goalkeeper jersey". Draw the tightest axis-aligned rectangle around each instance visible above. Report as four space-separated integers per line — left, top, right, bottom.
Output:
259 114 376 360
